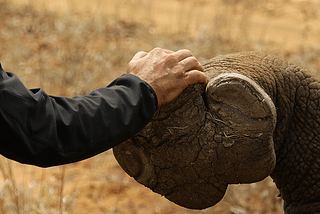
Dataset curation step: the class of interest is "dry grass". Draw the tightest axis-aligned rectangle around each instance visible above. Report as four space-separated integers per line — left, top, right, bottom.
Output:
0 0 320 213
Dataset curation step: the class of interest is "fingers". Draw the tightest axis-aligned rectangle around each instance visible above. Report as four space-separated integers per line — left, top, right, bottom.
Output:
171 49 204 73
174 49 194 61
181 58 207 85
134 48 194 64
163 49 174 54
132 51 148 60
130 47 206 85
180 56 204 72
150 47 206 85
147 47 173 56
185 70 208 85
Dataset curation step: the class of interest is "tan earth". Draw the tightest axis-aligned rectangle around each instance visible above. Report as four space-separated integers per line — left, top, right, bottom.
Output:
1 0 320 213
10 0 320 50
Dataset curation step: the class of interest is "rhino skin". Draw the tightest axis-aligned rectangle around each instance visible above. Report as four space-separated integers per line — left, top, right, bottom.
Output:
114 52 320 214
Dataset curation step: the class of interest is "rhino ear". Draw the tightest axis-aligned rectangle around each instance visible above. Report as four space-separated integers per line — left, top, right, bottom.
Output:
205 73 277 184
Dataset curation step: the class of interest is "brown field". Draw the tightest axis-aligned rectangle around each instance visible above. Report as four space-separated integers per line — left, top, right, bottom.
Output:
0 0 320 213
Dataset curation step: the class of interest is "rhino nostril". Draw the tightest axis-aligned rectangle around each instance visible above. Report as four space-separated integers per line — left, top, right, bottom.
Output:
114 140 158 188
122 151 142 177
113 142 143 178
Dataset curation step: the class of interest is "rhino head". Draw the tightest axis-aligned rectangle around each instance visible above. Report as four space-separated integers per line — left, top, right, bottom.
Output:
113 53 277 209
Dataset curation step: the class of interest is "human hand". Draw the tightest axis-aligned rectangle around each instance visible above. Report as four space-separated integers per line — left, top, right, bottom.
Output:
127 47 207 106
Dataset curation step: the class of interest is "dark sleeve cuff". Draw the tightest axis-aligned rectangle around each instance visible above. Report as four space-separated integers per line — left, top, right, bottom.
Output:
119 73 158 109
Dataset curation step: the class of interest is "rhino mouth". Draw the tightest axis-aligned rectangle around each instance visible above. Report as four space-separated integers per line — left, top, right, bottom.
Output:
113 73 277 209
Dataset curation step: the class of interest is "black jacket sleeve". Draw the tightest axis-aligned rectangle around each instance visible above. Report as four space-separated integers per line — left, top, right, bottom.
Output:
0 64 157 167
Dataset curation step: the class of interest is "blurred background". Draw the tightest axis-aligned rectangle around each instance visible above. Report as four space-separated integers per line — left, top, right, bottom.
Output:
0 0 320 213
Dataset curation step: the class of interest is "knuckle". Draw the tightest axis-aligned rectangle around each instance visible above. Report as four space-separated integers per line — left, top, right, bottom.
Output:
179 49 193 57
188 56 198 64
181 49 192 54
152 47 163 53
176 68 186 79
137 50 146 55
164 54 179 64
166 53 177 60
183 57 199 69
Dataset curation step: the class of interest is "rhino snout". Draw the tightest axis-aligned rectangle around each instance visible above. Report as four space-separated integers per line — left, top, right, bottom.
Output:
113 73 277 209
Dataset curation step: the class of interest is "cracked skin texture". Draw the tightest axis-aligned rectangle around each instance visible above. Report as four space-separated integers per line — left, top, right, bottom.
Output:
113 52 320 213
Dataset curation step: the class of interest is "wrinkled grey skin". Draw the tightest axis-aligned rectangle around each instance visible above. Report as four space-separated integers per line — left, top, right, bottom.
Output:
113 52 320 214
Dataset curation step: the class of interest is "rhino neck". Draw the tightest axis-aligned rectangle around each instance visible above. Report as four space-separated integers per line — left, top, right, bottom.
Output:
270 66 320 213
245 55 320 213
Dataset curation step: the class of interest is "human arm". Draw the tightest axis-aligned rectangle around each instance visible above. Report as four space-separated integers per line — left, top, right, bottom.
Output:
0 65 157 167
